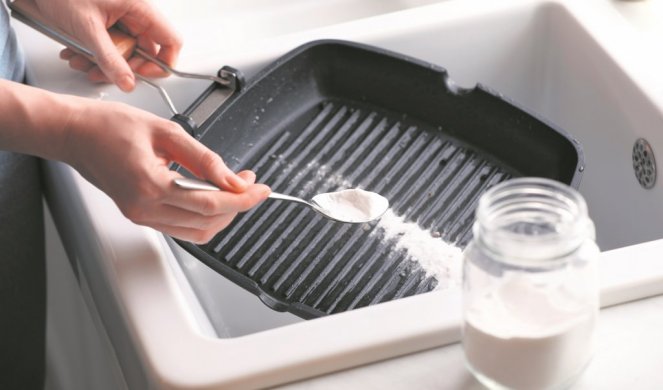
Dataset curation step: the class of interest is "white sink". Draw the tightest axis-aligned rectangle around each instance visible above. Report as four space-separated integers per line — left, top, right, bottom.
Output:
169 0 663 341
20 0 663 388
157 0 446 54
611 0 663 36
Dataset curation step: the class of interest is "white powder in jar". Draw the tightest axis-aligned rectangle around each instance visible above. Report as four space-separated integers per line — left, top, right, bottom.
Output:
463 275 597 389
374 209 463 289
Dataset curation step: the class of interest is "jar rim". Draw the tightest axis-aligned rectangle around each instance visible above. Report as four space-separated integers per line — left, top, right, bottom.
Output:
474 178 594 266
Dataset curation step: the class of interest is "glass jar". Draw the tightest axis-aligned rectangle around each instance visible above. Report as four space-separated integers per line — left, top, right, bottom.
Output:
462 178 599 390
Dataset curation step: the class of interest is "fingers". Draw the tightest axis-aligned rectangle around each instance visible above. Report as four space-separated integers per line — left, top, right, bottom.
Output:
139 171 262 244
145 203 233 230
69 55 95 73
58 4 182 87
62 49 166 84
166 182 271 215
60 48 75 60
60 49 99 76
237 170 257 185
150 213 237 244
159 129 251 193
82 20 136 91
133 38 168 78
120 5 182 78
87 66 110 84
133 8 182 69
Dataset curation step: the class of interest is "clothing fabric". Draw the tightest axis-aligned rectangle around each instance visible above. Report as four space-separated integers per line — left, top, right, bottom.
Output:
0 2 25 81
0 154 45 390
0 3 46 389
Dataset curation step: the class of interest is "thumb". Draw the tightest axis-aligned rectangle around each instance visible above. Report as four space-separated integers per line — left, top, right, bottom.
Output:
85 20 135 92
163 126 249 192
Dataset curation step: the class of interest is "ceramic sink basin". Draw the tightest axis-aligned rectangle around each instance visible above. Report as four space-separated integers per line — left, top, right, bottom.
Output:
167 0 663 340
20 0 663 388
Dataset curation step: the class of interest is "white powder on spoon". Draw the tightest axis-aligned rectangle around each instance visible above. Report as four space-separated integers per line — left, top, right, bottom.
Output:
312 189 389 223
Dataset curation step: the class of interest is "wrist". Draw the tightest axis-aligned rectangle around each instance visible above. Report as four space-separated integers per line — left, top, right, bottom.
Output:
0 79 87 162
25 89 88 163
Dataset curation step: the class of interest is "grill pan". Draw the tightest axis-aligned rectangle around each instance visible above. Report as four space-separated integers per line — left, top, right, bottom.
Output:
10 2 583 318
171 40 584 319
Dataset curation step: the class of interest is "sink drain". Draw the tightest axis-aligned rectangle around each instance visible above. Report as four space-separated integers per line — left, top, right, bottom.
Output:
633 138 656 189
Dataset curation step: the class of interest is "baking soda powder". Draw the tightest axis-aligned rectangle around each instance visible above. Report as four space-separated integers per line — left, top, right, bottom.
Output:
375 209 463 288
463 275 597 390
312 189 389 223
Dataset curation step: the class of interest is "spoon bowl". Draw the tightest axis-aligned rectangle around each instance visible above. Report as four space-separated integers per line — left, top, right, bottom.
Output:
174 177 389 224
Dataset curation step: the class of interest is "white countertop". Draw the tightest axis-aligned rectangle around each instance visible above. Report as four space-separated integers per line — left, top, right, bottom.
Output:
15 0 663 388
279 293 663 389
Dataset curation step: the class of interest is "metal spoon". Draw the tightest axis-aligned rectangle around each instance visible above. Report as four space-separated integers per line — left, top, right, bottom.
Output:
174 177 388 223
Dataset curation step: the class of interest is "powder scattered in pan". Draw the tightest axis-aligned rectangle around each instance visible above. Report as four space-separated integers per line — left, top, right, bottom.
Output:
296 162 462 288
374 209 463 290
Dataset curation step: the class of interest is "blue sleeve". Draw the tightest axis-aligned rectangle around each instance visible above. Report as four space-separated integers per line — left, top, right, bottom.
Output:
0 2 25 82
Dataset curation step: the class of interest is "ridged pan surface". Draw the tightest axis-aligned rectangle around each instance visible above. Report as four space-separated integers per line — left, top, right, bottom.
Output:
175 40 583 319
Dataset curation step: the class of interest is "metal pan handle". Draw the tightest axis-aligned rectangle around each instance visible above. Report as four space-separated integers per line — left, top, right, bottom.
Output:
8 0 238 122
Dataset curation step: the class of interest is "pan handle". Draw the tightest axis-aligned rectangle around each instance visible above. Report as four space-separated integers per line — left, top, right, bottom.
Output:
8 0 239 130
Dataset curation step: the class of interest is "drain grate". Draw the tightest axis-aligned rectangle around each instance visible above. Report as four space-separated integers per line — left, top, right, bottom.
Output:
195 100 513 318
633 138 656 189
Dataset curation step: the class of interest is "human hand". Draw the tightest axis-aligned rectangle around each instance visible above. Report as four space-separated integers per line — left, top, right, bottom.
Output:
30 0 181 91
61 98 270 243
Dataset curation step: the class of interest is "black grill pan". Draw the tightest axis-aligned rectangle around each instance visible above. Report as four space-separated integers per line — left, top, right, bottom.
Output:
173 40 584 319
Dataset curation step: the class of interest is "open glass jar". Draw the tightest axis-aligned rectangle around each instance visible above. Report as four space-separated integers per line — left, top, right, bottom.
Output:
462 178 599 390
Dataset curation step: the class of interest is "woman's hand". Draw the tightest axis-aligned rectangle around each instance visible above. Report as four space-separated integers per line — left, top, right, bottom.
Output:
62 98 270 244
32 0 181 91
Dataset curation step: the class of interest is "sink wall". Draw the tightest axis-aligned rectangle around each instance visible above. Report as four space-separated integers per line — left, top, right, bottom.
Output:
371 2 663 251
157 0 446 55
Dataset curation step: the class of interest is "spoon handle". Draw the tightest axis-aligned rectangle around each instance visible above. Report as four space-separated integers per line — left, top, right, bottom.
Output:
267 192 311 206
175 178 311 206
174 177 220 191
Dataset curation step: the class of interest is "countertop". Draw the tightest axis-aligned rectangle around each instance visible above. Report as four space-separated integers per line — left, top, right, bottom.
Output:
13 0 663 388
278 294 663 389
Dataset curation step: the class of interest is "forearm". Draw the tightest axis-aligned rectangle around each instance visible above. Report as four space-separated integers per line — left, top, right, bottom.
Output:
0 78 79 161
